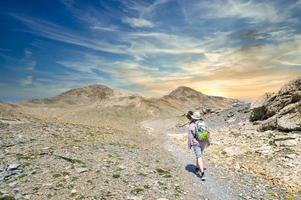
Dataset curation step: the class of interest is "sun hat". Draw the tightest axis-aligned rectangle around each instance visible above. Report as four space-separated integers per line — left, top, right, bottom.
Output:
191 111 201 120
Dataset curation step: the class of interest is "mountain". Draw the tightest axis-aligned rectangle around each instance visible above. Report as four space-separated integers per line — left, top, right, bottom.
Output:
1 84 242 127
26 84 114 105
162 86 238 111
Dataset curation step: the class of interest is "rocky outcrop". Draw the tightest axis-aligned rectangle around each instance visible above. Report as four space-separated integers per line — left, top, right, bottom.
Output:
258 101 301 131
249 93 274 121
251 77 301 132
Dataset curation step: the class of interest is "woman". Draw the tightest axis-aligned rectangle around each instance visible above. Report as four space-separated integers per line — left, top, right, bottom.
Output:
187 111 210 181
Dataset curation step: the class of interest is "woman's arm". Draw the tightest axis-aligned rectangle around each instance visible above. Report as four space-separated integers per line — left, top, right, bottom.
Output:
188 124 198 149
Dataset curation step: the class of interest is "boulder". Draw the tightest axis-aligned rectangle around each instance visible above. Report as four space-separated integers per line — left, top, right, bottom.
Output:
258 101 301 132
277 102 301 131
252 77 301 132
250 93 273 121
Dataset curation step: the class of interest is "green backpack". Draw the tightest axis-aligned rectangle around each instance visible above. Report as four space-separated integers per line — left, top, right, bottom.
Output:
194 120 209 141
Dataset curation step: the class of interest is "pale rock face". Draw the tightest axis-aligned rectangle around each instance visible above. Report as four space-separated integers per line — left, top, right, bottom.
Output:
277 109 301 131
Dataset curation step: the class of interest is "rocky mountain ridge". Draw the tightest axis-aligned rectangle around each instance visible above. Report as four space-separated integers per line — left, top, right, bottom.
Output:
0 84 241 126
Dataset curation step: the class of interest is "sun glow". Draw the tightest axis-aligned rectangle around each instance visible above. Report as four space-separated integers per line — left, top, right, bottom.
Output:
192 82 228 98
205 91 227 97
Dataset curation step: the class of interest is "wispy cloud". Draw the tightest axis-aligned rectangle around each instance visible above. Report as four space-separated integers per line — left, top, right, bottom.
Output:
12 14 126 54
122 0 171 18
181 0 294 24
122 17 154 28
20 76 33 87
89 25 118 32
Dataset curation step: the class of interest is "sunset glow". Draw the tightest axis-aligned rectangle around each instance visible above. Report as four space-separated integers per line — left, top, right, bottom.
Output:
0 1 301 101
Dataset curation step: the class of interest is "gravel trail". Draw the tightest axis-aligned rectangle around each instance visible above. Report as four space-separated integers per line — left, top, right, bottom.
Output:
142 118 291 200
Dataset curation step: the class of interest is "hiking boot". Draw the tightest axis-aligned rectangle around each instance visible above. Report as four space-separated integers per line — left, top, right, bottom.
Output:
200 172 206 181
196 170 202 177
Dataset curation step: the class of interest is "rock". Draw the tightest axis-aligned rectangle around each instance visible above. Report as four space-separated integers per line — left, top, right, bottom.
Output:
255 146 274 156
15 192 22 199
23 195 32 200
7 163 20 171
250 93 273 121
259 101 301 132
273 137 298 147
227 117 236 123
223 146 244 156
250 77 301 133
285 154 296 160
8 181 17 188
71 189 77 194
276 102 301 131
279 77 301 95
75 167 89 173
258 117 277 131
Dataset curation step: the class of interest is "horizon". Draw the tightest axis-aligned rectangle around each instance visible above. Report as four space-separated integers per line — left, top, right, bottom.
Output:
1 0 301 102
0 83 248 103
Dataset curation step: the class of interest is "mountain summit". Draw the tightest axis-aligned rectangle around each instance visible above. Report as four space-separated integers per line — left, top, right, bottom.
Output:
163 86 237 110
58 84 114 99
166 86 204 99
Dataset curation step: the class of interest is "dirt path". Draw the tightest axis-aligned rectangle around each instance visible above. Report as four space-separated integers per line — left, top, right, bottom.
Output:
142 118 291 200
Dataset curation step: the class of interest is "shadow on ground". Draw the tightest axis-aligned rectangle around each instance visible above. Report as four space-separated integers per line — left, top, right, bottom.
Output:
185 164 197 174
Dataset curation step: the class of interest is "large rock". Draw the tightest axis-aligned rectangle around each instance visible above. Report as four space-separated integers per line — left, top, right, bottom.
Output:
251 77 301 121
249 93 271 122
251 77 301 132
277 102 301 131
258 101 301 132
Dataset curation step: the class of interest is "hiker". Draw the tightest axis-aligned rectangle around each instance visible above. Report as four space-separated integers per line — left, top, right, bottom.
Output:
187 111 211 180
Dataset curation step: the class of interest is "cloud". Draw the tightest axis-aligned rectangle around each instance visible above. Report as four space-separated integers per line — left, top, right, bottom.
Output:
0 49 36 71
122 0 171 18
20 76 33 87
89 25 118 32
122 17 154 28
12 15 125 54
60 0 120 32
180 0 295 24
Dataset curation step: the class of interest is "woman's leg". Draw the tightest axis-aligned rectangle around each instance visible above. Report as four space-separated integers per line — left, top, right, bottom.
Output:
197 156 204 172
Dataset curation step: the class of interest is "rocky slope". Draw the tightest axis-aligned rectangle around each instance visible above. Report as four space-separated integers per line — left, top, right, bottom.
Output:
250 77 301 132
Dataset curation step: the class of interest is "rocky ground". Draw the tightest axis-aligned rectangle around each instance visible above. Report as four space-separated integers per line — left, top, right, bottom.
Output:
209 122 301 194
144 116 300 200
0 115 205 200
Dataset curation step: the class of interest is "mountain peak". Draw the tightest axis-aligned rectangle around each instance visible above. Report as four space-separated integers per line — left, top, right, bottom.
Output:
58 84 114 99
167 86 204 99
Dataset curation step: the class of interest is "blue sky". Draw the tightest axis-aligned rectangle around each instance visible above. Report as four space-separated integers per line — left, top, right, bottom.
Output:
0 0 301 101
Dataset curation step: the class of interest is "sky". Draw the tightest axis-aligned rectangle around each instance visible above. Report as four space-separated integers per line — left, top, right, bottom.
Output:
0 0 301 102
